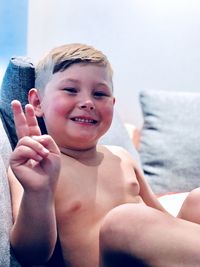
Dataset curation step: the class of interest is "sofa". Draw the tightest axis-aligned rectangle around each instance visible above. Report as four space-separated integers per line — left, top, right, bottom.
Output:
1 57 200 266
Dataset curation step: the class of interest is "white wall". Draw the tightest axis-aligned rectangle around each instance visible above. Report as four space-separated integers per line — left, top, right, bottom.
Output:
27 0 200 128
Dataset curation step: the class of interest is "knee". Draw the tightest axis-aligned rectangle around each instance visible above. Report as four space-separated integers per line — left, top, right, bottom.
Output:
181 188 200 210
186 188 200 204
178 188 200 222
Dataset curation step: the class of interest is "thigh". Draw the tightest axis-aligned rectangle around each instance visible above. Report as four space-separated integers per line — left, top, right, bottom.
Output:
100 203 200 267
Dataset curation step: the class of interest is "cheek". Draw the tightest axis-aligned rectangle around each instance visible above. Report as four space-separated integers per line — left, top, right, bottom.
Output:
101 102 114 123
42 96 69 117
104 99 114 114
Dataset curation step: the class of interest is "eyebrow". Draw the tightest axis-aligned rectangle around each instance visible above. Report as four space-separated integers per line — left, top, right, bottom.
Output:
58 78 80 85
61 78 79 83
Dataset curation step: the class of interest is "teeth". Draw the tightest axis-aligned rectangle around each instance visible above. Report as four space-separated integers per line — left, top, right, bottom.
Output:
74 118 94 123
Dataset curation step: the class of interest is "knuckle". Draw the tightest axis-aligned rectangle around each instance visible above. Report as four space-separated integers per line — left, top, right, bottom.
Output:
17 136 32 145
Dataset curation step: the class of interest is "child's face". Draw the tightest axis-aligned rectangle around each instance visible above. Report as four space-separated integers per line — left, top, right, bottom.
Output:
37 63 115 150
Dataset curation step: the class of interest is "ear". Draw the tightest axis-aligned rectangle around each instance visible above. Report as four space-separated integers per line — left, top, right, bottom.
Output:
28 88 44 117
113 97 116 105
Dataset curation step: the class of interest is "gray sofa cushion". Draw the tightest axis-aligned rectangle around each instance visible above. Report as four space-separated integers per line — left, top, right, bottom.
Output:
0 116 12 266
139 89 200 194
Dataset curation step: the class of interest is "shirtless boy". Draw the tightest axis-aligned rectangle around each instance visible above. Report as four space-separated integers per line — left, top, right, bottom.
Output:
8 43 200 267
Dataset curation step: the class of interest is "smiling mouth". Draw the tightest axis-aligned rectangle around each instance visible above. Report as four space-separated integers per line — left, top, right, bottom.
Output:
71 117 98 124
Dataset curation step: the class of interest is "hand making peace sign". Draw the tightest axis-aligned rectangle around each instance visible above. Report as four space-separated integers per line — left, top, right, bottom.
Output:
9 100 61 193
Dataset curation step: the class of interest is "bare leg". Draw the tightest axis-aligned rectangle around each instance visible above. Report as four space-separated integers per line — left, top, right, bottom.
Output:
100 203 200 267
178 188 200 223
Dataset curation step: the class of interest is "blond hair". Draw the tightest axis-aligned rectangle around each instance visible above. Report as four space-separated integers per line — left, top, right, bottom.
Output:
35 43 113 91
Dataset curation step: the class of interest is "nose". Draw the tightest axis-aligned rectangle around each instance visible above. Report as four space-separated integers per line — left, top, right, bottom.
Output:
78 100 95 110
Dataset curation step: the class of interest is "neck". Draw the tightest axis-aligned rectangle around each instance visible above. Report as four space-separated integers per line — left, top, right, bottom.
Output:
59 145 100 164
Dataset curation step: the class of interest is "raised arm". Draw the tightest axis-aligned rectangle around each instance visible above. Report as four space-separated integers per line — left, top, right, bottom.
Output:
9 100 61 265
134 164 168 212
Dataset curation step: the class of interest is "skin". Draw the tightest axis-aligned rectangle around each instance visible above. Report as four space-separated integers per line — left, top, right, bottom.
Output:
9 62 197 267
99 203 200 267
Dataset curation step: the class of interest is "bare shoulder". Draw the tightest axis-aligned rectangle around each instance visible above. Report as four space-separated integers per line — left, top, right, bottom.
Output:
98 145 137 164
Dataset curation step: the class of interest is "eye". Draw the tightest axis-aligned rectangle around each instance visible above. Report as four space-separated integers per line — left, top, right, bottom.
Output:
93 91 110 99
63 88 77 94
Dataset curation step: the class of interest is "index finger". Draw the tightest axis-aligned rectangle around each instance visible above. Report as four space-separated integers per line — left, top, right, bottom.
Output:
11 100 41 139
11 100 30 139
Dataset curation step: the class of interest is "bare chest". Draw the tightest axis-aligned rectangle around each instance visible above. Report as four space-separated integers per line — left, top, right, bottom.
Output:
55 160 141 225
54 157 142 267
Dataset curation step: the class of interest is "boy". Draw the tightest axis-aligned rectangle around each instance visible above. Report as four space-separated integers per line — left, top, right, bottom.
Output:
8 43 200 267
